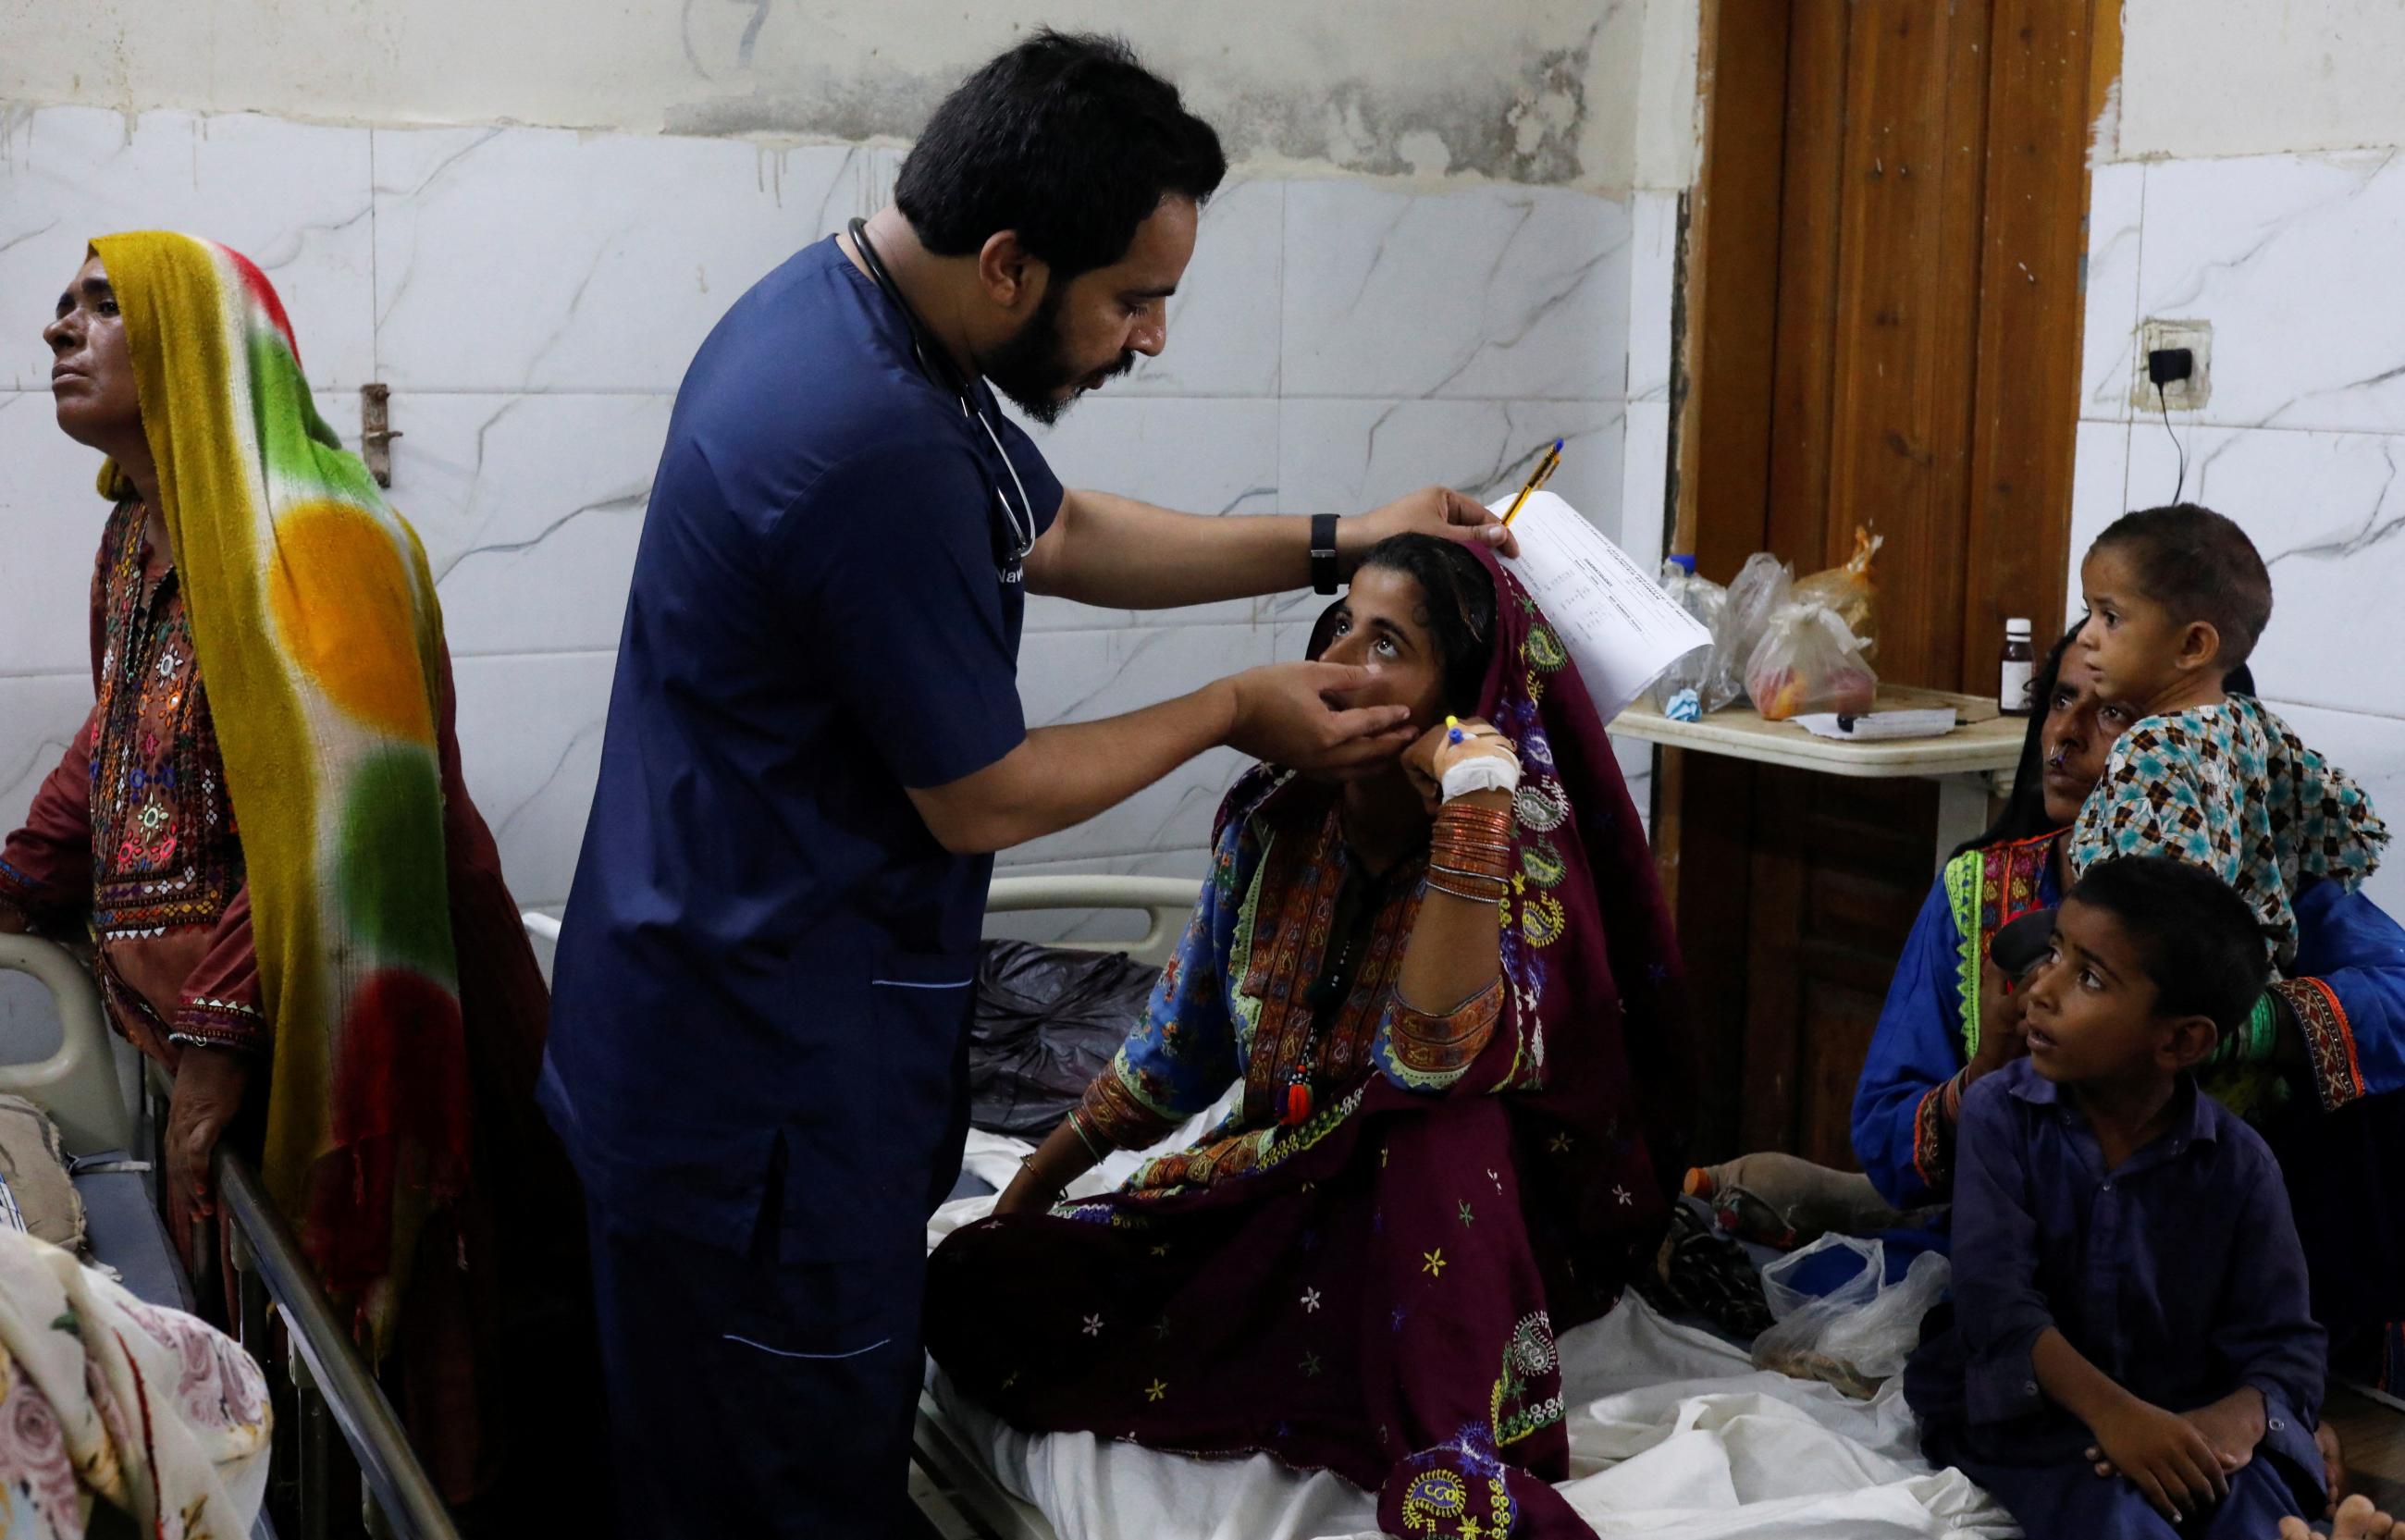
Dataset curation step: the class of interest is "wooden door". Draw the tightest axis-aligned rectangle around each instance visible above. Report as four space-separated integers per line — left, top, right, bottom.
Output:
1664 0 2102 1165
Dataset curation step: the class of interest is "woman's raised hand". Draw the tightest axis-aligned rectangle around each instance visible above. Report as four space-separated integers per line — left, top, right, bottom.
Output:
1401 716 1518 813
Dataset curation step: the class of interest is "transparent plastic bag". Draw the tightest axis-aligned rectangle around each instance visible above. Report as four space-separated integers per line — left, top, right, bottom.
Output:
1793 527 1885 659
1751 1236 1950 1397
1648 560 1730 718
1744 601 1878 721
1711 553 1793 711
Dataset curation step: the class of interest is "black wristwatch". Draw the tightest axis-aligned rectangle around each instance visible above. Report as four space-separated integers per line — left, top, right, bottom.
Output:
1310 512 1340 595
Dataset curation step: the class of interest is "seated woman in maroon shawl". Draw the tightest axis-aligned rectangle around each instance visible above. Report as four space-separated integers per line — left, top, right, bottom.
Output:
926 535 1688 1540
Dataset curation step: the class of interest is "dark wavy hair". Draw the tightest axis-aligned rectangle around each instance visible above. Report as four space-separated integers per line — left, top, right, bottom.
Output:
1306 535 1498 716
2089 503 2274 670
2067 856 2272 1032
1958 622 2259 857
895 31 1227 285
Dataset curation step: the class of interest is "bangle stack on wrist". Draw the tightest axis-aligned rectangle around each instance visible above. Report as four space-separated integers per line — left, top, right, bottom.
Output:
1428 803 1513 905
1067 1108 1107 1165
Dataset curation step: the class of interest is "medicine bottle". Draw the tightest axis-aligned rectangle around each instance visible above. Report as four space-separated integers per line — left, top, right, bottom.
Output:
1999 618 2036 716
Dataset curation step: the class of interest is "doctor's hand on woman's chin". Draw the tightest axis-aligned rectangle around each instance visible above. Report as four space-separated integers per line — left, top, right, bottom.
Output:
1344 486 1520 562
1221 661 1417 777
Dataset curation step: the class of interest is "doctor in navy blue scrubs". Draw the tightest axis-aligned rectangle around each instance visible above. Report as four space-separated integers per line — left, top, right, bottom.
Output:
541 30 1517 1538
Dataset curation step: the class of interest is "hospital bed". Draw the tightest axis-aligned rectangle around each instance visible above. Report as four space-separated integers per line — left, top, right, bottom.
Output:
0 884 2002 1540
907 876 2016 1540
0 932 457 1540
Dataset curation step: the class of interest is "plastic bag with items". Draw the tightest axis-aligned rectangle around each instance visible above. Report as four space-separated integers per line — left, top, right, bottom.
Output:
1709 553 1794 712
1792 526 1885 658
1750 1234 1950 1398
1745 599 1879 721
1648 558 1732 720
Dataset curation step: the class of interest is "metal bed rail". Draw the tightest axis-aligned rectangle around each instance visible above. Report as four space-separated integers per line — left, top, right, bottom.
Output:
211 1141 461 1540
85 957 460 1540
0 929 459 1538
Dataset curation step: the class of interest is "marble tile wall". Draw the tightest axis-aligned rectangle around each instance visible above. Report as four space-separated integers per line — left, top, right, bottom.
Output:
0 105 1649 948
2068 147 2405 916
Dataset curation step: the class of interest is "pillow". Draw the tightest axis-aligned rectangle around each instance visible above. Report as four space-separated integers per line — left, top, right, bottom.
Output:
0 1095 88 1255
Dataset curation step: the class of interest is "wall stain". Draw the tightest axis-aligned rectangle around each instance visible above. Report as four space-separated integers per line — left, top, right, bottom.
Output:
664 22 1599 186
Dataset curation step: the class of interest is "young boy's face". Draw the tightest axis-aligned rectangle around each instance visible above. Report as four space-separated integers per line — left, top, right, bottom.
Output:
2017 897 2198 1087
2077 545 2204 708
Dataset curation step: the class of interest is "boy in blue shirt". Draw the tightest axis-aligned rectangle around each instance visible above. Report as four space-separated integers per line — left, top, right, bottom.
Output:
1906 856 2327 1536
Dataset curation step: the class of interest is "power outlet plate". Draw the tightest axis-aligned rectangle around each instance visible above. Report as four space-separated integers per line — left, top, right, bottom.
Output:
2132 317 2213 411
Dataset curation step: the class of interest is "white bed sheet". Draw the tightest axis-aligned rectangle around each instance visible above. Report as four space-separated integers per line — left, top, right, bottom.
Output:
926 1117 2018 1540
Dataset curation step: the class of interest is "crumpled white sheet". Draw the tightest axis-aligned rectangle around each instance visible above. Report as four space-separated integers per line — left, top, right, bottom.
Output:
924 1120 2018 1540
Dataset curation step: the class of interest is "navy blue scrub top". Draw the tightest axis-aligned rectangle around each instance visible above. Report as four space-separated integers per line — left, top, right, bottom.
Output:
542 238 1063 1251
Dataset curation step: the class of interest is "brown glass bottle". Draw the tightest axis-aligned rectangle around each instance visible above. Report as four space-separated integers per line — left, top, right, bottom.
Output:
1999 618 2036 716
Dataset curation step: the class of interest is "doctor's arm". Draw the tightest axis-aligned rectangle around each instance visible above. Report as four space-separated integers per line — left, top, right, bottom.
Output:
906 660 1413 856
1022 485 1514 610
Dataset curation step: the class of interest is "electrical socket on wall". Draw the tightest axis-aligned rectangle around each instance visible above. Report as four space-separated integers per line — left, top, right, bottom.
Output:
2132 318 2212 410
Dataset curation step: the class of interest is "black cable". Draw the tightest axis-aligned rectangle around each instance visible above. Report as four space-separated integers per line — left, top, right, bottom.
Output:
2159 382 2187 504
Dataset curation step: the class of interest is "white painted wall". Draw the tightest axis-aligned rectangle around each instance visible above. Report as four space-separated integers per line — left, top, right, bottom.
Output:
2067 1 2405 916
0 0 1674 194
0 2 1703 955
2115 0 2405 162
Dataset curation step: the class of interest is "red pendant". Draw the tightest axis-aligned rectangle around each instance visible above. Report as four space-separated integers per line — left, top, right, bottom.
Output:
1283 1083 1313 1127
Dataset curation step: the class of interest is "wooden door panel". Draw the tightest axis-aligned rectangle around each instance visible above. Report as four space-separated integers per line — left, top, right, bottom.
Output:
1674 0 2091 1165
1958 0 2094 666
1762 3 1848 571
1798 976 1893 1168
1686 6 1796 580
1821 0 1991 688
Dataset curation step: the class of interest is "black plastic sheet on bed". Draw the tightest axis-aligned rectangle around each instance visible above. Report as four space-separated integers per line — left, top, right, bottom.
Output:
969 940 1160 1137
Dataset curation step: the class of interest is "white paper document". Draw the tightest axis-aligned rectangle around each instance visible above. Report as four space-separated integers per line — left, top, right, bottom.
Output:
1493 490 1711 721
1794 708 1959 742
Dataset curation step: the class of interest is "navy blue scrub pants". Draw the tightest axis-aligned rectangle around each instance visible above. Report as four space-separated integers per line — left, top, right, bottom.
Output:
586 1194 931 1537
581 979 973 1534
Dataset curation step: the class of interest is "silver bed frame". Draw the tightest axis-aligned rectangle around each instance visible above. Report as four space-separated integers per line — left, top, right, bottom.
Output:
0 932 457 1540
0 876 1202 1540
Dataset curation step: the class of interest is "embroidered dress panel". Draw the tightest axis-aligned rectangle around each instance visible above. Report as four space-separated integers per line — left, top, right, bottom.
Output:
87 501 243 942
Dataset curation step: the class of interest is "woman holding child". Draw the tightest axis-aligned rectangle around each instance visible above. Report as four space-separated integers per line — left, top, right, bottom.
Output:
1855 506 2405 1375
924 536 1688 1540
1852 504 2400 1536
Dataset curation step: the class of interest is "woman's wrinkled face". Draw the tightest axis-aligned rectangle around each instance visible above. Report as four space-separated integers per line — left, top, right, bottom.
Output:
2037 648 2133 827
1317 565 1450 735
43 253 143 451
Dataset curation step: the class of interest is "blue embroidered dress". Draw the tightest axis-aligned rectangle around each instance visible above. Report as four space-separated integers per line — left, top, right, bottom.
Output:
1854 828 2405 1382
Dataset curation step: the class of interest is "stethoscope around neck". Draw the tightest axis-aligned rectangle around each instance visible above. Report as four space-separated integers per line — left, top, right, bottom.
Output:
848 217 1039 582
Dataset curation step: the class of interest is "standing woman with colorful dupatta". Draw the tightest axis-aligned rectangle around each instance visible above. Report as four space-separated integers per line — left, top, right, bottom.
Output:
926 536 1689 1540
0 235 598 1525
